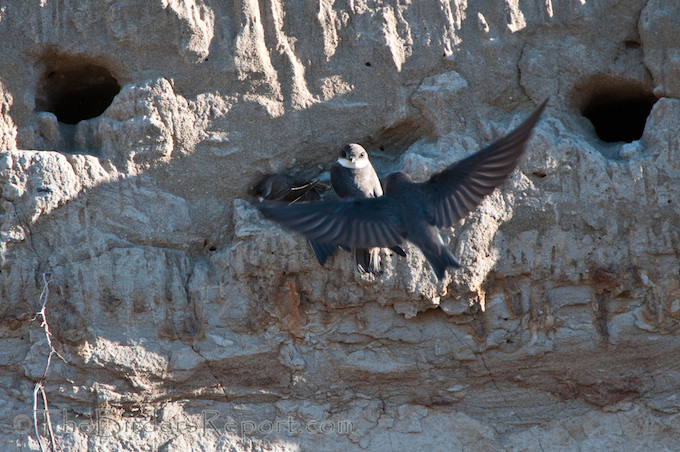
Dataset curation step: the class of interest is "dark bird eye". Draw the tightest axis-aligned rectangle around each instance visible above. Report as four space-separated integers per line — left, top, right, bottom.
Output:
361 153 365 157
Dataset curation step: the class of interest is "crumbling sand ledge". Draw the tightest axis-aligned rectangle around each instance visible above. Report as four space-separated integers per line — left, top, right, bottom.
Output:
1 1 680 451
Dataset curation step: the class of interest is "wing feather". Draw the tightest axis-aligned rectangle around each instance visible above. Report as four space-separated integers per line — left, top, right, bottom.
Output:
413 100 547 228
257 197 407 249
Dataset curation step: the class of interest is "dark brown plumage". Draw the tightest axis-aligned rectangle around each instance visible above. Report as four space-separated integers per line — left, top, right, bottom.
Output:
258 100 547 279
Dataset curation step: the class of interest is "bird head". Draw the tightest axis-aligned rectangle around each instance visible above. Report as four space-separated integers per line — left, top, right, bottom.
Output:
337 143 370 169
381 172 412 195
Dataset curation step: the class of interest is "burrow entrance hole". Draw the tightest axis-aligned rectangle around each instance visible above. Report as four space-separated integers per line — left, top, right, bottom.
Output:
36 56 120 125
582 89 657 143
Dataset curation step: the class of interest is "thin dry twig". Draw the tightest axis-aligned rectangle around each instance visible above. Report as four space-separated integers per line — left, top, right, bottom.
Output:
31 272 66 452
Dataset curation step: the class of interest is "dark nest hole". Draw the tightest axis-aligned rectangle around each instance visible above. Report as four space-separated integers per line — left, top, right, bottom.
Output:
36 57 120 125
359 115 436 173
582 92 657 143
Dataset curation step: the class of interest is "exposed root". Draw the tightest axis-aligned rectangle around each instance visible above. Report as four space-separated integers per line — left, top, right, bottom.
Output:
31 272 67 452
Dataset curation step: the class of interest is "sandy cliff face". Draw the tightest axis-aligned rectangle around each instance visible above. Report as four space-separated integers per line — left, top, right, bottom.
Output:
1 1 680 451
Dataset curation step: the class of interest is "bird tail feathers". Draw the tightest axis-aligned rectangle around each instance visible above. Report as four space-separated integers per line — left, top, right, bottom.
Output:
424 246 460 280
308 240 337 266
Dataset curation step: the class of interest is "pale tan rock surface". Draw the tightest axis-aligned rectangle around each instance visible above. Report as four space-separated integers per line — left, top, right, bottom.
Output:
1 1 680 451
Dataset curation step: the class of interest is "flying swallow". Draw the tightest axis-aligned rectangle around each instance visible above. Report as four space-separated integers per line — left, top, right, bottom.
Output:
254 174 336 266
331 143 406 275
257 100 547 279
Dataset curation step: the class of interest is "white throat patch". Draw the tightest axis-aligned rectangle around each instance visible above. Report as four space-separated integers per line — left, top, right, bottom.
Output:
337 157 369 169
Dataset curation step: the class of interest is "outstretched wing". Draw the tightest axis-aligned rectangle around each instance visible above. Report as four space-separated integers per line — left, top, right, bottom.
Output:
257 198 407 248
415 100 547 228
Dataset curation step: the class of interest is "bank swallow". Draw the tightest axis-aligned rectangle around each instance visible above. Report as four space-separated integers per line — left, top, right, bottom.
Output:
257 100 547 279
331 143 406 275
